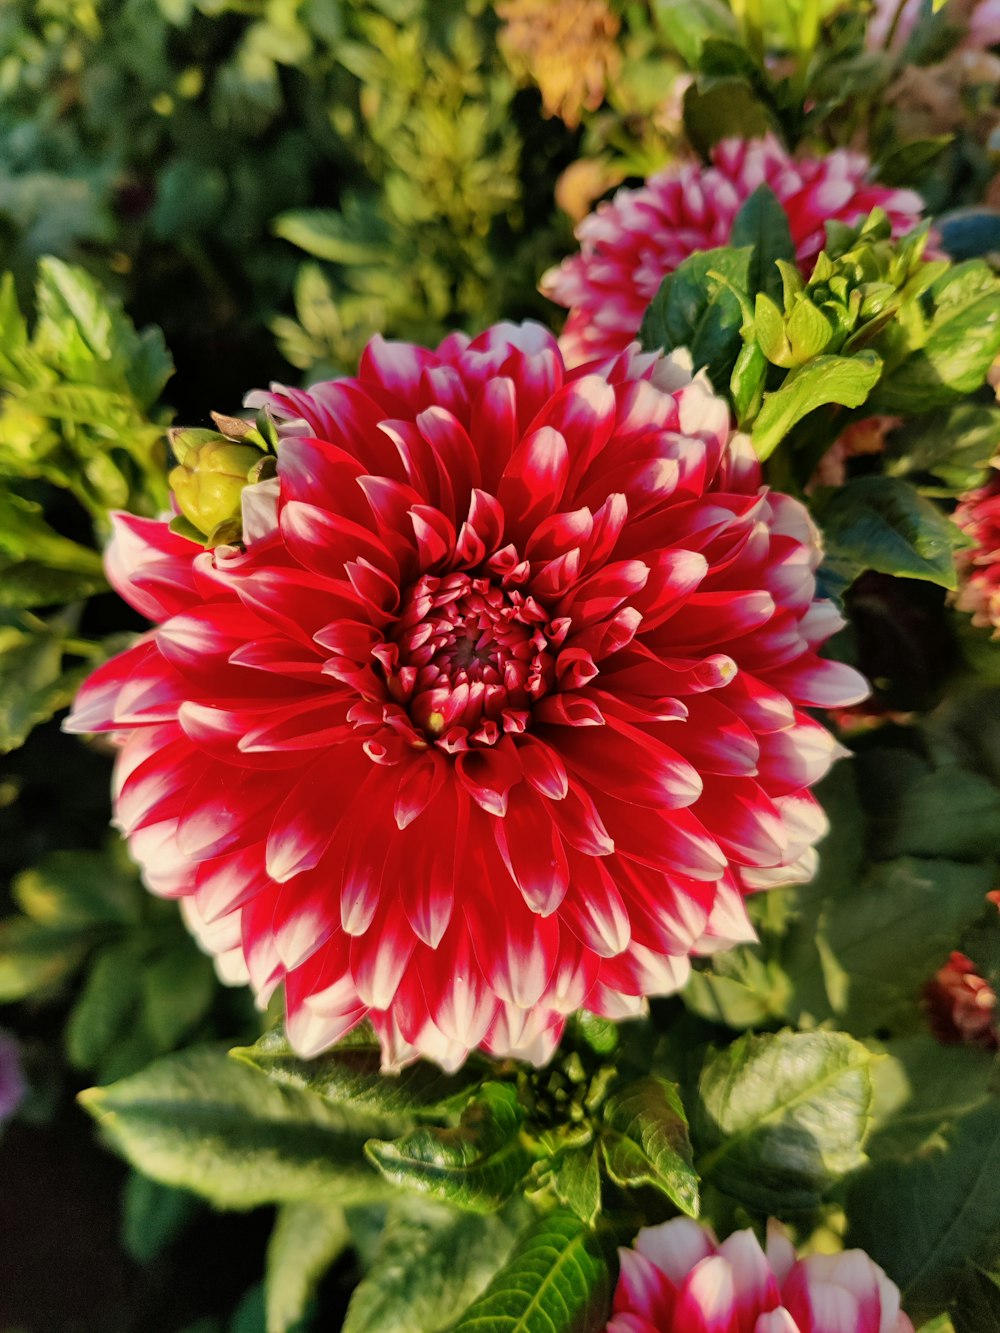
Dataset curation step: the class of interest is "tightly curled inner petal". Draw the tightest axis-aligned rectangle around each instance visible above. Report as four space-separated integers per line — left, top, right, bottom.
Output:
66 322 867 1072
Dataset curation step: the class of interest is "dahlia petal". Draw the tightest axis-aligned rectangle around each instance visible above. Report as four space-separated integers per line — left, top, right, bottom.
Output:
696 878 758 953
517 735 569 800
398 783 465 948
497 425 570 533
630 549 710 630
483 1002 564 1065
615 1248 679 1325
671 695 761 778
717 1229 782 1333
104 511 202 622
116 740 205 836
63 637 160 733
470 377 518 491
265 749 370 883
765 1221 797 1286
468 859 561 1008
782 1271 868 1333
557 715 703 809
598 941 691 997
560 854 631 957
350 905 417 1010
455 741 523 817
673 1255 739 1333
177 768 281 861
279 500 401 582
420 927 496 1048
696 777 789 867
634 1221 720 1286
754 1314 801 1333
764 657 870 709
603 798 726 880
549 779 615 856
494 785 570 916
194 844 271 924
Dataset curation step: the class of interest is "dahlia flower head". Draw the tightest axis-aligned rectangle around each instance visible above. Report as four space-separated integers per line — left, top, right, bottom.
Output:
954 468 1000 632
924 949 999 1048
610 1217 913 1333
67 323 866 1071
541 135 927 366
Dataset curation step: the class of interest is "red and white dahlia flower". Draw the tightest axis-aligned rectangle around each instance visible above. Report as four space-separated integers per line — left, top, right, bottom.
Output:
609 1217 913 1333
541 135 927 366
954 468 1000 632
66 323 865 1070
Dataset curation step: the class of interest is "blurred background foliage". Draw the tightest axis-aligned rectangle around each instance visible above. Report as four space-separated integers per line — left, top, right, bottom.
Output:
2 0 1000 1330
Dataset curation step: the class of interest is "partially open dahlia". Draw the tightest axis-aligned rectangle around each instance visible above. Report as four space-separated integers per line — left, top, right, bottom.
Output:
66 323 865 1070
541 135 927 366
609 1217 913 1333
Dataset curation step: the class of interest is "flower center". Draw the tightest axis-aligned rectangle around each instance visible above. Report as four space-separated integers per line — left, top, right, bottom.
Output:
379 572 556 749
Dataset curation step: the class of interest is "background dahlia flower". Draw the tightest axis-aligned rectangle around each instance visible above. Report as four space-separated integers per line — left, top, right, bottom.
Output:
954 468 1000 631
66 323 865 1070
924 949 999 1047
541 135 927 365
610 1217 914 1333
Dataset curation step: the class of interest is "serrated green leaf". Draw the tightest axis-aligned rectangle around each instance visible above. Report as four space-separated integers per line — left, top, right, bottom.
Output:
450 1210 611 1333
121 1171 200 1264
365 1081 534 1213
751 352 882 460
730 185 796 302
79 1046 394 1209
600 1077 699 1217
548 1144 602 1226
811 475 963 589
695 1030 874 1212
0 917 89 1001
234 1025 479 1121
266 1199 350 1333
342 1199 518 1333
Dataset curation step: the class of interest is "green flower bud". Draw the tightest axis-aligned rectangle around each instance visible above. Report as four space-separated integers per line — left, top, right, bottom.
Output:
168 433 265 539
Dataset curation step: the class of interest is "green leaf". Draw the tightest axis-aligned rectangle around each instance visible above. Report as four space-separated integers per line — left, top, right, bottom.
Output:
342 1199 519 1333
234 1025 478 1121
954 1266 1000 1333
600 1077 699 1217
121 1171 200 1264
730 185 796 302
873 261 1000 413
0 620 75 753
66 940 143 1070
0 917 88 1002
79 1046 394 1209
857 752 1000 862
683 949 792 1029
13 843 140 927
649 0 738 65
0 272 28 356
751 352 882 460
141 945 216 1052
886 403 1000 495
549 1145 602 1227
788 856 998 1037
266 1200 350 1333
846 1100 1000 1323
273 208 389 266
730 340 767 426
695 1030 874 1212
365 1081 534 1213
450 1210 612 1333
811 475 963 590
638 246 752 393
683 80 773 156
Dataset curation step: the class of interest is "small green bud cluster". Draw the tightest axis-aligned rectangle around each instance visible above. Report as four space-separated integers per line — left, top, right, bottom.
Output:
167 409 278 547
751 209 948 370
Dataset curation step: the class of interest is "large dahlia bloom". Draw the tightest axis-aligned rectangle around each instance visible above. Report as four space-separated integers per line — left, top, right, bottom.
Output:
66 324 865 1070
541 135 927 366
610 1218 913 1333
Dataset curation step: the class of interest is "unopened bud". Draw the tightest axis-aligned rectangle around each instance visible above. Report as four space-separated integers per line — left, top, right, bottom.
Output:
168 434 264 539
